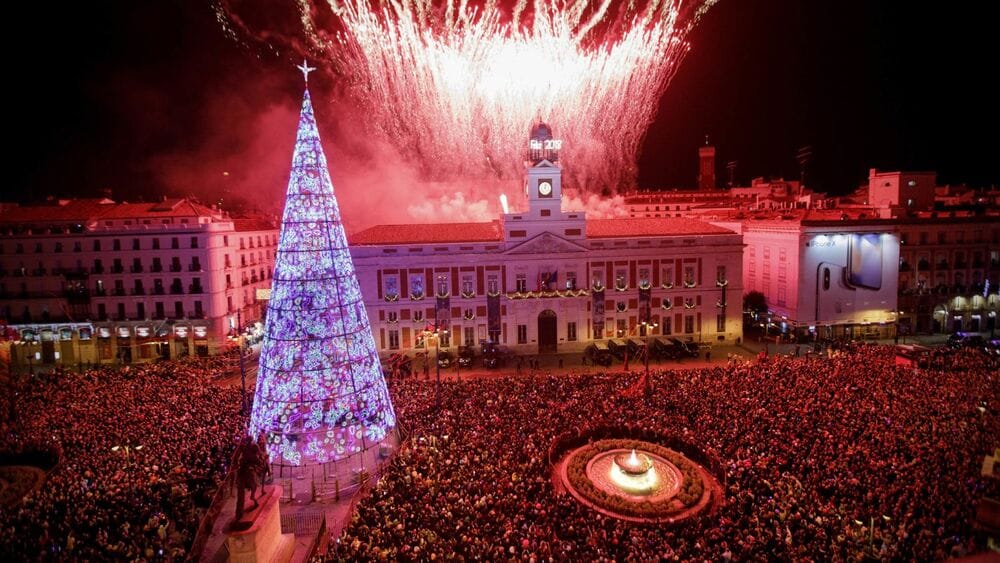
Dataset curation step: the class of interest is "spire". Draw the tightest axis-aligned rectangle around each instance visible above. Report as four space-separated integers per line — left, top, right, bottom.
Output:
249 85 397 468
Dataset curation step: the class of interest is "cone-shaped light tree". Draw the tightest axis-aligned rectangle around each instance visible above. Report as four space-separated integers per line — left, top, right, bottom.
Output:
249 71 396 468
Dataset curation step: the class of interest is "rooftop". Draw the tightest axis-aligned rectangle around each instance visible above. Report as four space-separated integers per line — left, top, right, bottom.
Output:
349 216 735 245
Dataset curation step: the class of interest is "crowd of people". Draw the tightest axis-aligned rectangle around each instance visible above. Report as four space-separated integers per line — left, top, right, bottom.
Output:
329 343 999 561
0 353 246 560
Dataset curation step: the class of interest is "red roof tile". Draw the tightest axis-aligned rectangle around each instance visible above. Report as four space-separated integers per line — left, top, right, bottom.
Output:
233 217 278 232
586 217 736 238
350 222 502 245
0 199 115 224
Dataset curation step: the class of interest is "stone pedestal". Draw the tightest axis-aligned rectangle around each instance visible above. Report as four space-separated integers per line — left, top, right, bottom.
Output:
225 486 295 563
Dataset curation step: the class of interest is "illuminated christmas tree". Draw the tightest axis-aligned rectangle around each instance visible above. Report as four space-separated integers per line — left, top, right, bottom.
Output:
250 64 396 468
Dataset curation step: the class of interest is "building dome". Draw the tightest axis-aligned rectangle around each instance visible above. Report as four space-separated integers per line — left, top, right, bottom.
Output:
530 122 553 142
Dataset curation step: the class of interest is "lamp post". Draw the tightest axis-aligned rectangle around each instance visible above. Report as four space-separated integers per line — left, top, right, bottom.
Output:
639 320 658 397
421 324 448 408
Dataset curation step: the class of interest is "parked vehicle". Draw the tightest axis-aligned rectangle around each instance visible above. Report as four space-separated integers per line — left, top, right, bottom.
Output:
607 339 629 360
652 337 682 359
458 346 476 368
668 337 699 357
437 351 454 368
584 342 613 366
482 343 515 369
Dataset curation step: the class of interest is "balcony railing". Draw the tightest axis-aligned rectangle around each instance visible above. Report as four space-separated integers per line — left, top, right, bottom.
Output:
170 287 184 295
131 265 144 273
132 288 146 295
188 264 202 272
111 266 124 274
92 265 105 274
170 264 183 272
150 264 163 272
113 288 126 296
153 287 165 295
189 285 204 294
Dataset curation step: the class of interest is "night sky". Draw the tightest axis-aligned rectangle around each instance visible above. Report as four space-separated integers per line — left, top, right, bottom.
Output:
7 1 998 210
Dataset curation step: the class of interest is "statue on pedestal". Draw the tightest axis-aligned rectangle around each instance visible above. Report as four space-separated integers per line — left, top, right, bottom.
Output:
233 435 265 522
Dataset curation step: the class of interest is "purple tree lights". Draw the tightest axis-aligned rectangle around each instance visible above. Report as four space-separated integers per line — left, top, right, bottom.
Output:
249 81 396 468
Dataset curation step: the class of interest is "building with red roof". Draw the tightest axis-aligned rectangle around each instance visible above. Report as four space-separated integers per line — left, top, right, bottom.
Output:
348 125 745 358
0 197 277 369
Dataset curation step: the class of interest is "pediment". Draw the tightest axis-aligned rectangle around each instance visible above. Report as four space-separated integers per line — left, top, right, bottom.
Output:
505 232 588 255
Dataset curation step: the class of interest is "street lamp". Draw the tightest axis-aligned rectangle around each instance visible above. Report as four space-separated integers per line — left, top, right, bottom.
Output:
638 320 658 397
421 324 448 407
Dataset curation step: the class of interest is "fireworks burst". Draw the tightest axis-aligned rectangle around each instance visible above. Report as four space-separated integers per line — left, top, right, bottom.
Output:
220 0 718 194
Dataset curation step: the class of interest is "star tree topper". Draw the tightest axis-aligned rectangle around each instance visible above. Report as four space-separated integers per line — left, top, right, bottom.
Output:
297 59 316 83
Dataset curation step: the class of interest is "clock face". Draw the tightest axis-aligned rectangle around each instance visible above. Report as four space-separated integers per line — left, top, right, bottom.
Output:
538 180 553 197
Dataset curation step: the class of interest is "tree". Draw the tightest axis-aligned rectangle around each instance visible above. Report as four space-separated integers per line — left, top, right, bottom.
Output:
743 291 768 317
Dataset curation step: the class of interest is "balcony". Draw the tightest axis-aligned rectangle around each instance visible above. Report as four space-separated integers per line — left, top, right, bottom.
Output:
111 266 124 274
113 288 126 296
170 264 183 272
936 262 949 270
91 265 105 274
954 261 967 269
12 269 26 278
170 285 184 295
189 285 204 294
94 288 107 296
188 264 202 272
32 268 47 276
131 265 144 273
898 262 911 272
150 264 163 273
917 260 930 270
132 288 146 295
188 311 206 319
152 287 165 295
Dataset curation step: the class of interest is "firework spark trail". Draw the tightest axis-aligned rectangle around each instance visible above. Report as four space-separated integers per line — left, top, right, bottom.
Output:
255 0 719 193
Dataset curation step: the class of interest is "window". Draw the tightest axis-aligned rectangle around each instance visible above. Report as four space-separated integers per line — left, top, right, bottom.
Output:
517 324 528 344
717 314 726 332
117 303 126 321
384 275 399 300
194 301 204 317
937 232 946 244
132 257 142 273
567 322 577 341
97 303 107 321
615 269 627 290
172 237 180 249
684 316 694 334
464 326 475 347
388 330 400 350
487 275 499 295
436 275 449 297
716 265 726 283
155 302 165 319
224 255 232 268
191 257 201 271
661 265 673 287
136 303 146 320
171 257 182 272
132 238 140 250
174 301 184 318
133 279 144 294
113 239 121 251
638 268 650 289
684 266 696 287
153 238 160 250
409 275 424 298
662 316 671 335
112 258 123 273
54 242 63 253
191 236 199 249
461 275 474 297
93 240 101 252
566 271 577 290
515 274 527 293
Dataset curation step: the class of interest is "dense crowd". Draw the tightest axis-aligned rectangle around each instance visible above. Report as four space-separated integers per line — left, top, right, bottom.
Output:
0 353 246 560
330 343 999 561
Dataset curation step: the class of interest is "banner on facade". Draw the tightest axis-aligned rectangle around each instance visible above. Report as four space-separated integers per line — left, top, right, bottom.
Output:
592 288 605 339
487 293 501 343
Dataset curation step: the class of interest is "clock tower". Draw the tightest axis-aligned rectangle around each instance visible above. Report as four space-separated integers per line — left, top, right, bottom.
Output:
502 122 586 242
525 122 564 216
